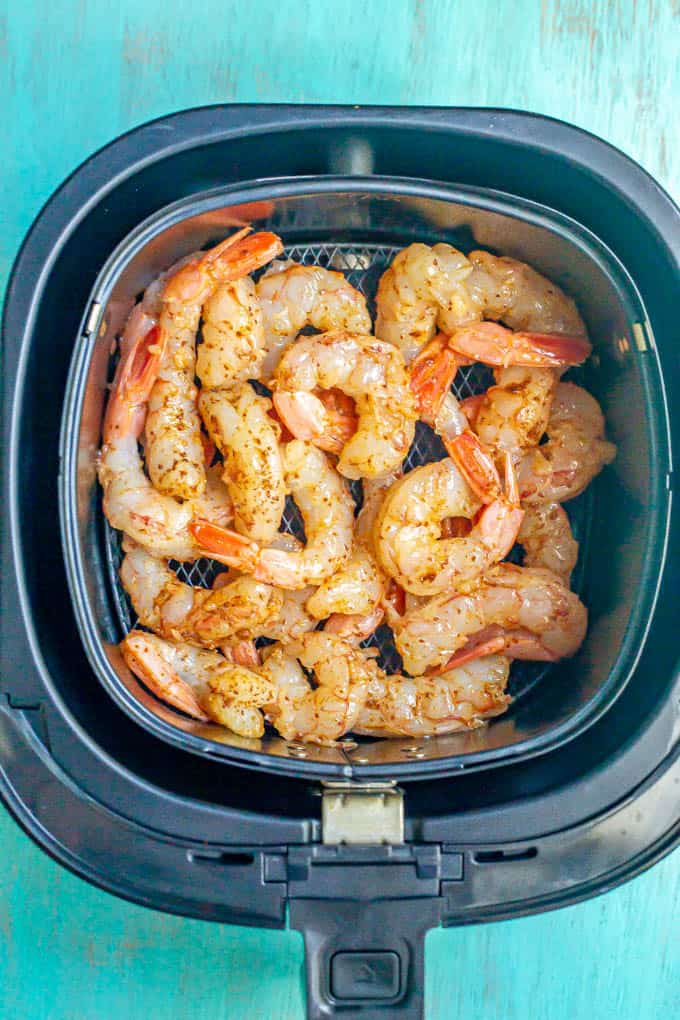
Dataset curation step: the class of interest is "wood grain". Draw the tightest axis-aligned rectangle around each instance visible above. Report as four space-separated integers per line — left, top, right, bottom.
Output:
1 1 679 1017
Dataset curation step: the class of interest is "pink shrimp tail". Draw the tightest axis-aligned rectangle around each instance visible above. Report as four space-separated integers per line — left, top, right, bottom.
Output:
190 519 261 571
104 324 165 438
445 429 502 503
448 322 591 367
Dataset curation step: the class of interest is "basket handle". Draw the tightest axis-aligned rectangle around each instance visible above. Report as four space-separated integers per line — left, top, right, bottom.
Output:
290 897 442 1019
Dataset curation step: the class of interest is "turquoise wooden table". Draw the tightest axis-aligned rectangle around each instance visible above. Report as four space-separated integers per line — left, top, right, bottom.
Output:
2 2 678 1017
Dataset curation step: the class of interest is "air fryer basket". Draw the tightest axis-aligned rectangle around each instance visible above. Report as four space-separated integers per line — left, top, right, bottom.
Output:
60 177 669 778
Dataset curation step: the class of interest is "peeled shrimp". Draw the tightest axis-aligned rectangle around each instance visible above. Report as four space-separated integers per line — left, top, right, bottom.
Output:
470 366 558 462
517 502 578 584
190 440 354 589
395 563 588 676
375 243 475 362
260 633 379 744
464 250 587 335
121 631 274 737
196 275 265 393
272 330 416 479
212 535 316 646
376 243 589 365
355 655 511 737
375 453 523 596
145 229 283 500
99 315 233 561
120 541 283 649
517 382 616 503
312 472 399 636
256 261 371 380
199 384 286 543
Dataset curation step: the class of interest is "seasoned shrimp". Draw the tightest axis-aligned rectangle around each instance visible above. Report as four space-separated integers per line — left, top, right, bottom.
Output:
190 440 354 589
471 366 558 462
376 243 589 364
212 535 316 646
145 229 283 500
256 261 371 379
196 275 265 392
260 633 379 744
313 472 399 636
375 243 475 362
199 384 286 543
375 452 523 596
355 655 511 736
119 541 283 649
99 317 233 561
272 331 416 479
121 631 275 737
517 502 578 584
464 250 587 335
517 382 617 503
395 563 588 676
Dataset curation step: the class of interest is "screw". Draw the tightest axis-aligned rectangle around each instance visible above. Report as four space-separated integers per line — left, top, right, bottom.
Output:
404 746 426 759
352 756 370 764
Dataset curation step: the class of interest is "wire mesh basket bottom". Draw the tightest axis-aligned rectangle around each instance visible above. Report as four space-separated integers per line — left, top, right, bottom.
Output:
105 241 587 700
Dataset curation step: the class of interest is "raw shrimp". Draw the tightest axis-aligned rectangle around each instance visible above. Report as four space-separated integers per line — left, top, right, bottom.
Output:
312 472 399 636
119 541 283 649
256 261 371 380
190 440 355 589
260 633 379 744
376 243 588 364
470 366 558 462
212 535 316 646
196 275 265 392
120 631 275 737
144 229 283 500
272 330 416 479
464 250 587 335
355 655 511 737
98 317 234 561
375 243 475 362
394 563 588 676
517 382 617 503
375 453 523 596
517 502 578 584
199 384 286 543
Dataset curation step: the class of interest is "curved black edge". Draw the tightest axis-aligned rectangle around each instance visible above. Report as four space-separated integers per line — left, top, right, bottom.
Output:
1 694 678 931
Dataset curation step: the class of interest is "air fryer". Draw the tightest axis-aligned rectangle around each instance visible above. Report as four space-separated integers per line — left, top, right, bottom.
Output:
2 107 678 1020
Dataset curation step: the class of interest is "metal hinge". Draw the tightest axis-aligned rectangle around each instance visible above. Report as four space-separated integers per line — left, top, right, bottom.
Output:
321 781 404 845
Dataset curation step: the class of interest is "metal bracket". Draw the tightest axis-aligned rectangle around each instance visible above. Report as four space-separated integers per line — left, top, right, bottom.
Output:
321 781 404 845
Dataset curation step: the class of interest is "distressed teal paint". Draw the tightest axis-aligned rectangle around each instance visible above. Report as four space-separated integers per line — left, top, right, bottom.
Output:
1 1 678 1017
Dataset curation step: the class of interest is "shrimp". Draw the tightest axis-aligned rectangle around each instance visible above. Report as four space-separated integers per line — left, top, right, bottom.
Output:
517 502 578 585
272 331 416 479
355 655 511 737
517 382 617 503
394 563 588 676
445 321 590 369
375 452 523 596
256 261 371 380
470 366 558 462
144 229 283 501
199 384 286 543
119 541 283 649
376 244 589 363
260 633 379 744
99 316 234 561
464 250 587 335
213 535 316 646
190 440 355 589
375 243 475 362
196 275 265 393
120 631 275 737
312 472 399 635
